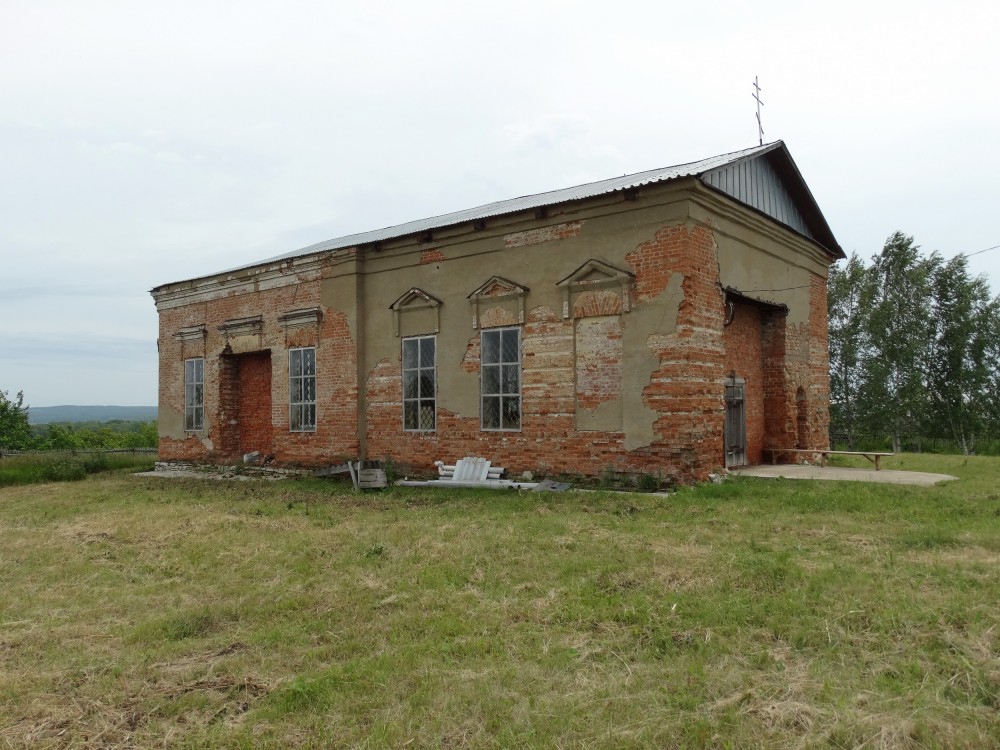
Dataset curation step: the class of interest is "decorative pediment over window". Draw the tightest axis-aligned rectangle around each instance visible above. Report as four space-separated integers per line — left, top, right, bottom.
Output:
218 315 263 338
278 307 323 330
556 259 634 319
467 276 529 329
389 287 442 337
174 324 207 342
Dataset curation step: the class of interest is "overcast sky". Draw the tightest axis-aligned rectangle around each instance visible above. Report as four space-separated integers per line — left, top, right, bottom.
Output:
1 0 998 407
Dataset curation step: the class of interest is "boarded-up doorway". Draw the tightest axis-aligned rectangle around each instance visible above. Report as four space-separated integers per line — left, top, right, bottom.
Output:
574 316 623 430
238 352 273 456
219 350 273 459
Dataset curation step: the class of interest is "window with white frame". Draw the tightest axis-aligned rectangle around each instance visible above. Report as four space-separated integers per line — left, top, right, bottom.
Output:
289 347 316 432
184 358 204 431
402 335 436 431
481 327 521 430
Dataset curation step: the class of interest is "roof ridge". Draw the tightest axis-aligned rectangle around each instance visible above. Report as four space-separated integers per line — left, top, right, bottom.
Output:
154 141 812 290
258 141 783 264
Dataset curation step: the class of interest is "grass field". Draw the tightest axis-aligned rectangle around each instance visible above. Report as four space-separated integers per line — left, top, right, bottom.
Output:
1 454 998 748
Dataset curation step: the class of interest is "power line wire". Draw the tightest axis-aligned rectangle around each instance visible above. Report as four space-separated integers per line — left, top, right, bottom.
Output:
961 244 1000 259
730 284 811 293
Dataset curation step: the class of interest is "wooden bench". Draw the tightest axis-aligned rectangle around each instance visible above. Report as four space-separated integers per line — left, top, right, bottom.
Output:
765 448 894 471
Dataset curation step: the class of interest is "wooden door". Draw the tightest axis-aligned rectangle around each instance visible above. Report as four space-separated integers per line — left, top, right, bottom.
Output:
724 381 747 468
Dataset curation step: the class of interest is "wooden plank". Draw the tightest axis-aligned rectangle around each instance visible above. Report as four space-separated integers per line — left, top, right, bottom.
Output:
313 463 352 477
358 468 387 489
765 448 893 471
769 448 892 457
826 451 893 457
397 479 539 490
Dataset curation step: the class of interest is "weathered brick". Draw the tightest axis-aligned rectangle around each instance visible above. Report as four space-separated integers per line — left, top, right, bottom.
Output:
156 205 833 484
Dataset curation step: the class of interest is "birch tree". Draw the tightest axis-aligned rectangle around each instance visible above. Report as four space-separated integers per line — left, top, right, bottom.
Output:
856 232 938 452
927 255 1000 453
827 252 870 447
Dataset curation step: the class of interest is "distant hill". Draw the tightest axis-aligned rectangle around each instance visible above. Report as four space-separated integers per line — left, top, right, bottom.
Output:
28 405 158 424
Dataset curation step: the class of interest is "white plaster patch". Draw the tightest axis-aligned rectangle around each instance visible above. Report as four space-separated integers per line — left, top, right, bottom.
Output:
504 221 583 248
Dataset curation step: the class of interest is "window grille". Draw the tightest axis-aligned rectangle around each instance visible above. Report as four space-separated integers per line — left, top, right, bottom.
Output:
184 358 204 431
481 327 521 430
402 335 436 431
289 347 317 432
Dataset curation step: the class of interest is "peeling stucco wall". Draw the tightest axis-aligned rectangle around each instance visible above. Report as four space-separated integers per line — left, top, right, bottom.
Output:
153 178 834 482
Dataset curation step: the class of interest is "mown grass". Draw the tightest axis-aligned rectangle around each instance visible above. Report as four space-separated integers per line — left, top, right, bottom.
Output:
0 453 998 748
0 452 155 487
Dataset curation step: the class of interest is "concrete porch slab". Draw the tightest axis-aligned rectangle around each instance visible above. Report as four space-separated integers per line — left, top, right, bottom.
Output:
732 464 958 486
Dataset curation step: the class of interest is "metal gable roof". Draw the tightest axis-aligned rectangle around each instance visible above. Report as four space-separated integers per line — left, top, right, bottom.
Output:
252 143 784 267
154 140 841 290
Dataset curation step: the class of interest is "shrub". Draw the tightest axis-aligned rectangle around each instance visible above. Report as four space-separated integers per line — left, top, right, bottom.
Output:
41 460 86 482
81 454 110 474
637 473 659 492
0 452 153 486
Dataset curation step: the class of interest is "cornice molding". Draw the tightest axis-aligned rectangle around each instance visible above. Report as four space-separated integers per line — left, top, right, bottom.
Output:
278 307 323 329
151 252 334 311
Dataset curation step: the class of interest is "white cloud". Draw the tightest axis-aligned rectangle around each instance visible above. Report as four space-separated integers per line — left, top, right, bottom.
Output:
1 0 998 405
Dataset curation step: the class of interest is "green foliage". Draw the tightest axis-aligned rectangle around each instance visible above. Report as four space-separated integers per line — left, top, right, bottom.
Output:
30 419 158 451
927 254 1000 454
827 253 870 447
132 609 229 643
637 472 660 491
828 232 1000 451
860 232 939 450
0 390 31 450
40 460 87 482
381 457 397 485
0 452 155 487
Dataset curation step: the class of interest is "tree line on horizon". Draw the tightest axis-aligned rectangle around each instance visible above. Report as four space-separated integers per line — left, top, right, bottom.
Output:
4 232 1000 457
0 391 157 452
828 231 1000 454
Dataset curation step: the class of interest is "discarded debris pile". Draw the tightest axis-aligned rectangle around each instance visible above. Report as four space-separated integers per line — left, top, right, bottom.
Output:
396 456 571 492
313 460 387 490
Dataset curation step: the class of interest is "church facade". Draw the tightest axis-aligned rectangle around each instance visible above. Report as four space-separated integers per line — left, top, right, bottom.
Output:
151 141 843 483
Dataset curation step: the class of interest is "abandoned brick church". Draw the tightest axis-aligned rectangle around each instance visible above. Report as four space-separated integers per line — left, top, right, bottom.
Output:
151 141 844 483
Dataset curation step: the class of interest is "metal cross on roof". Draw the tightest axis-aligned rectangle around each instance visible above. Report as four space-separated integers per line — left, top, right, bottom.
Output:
752 76 764 146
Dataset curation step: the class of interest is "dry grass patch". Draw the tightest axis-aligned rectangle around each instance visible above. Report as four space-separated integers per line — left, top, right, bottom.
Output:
1 455 999 747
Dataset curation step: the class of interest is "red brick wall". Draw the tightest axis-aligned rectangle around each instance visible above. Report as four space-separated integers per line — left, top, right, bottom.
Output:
157 271 359 467
759 315 783 452
366 305 624 479
420 248 445 265
237 352 273 456
759 275 831 454
158 219 832 482
626 224 727 480
723 302 765 465
807 275 831 449
365 223 731 484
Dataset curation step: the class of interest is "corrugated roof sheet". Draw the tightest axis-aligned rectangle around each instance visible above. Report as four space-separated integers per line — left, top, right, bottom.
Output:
237 142 783 272
159 140 843 289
